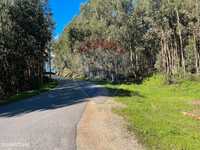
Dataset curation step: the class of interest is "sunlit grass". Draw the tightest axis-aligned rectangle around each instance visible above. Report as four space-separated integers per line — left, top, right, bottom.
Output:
103 75 200 150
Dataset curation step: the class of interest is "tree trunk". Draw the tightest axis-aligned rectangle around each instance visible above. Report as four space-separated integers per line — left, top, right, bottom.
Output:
175 8 186 75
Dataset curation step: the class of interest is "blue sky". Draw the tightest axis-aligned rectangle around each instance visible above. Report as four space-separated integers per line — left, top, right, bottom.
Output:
49 0 88 39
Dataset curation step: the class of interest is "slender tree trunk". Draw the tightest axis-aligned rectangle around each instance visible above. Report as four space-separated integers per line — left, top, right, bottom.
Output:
175 8 186 75
195 0 200 75
193 33 199 74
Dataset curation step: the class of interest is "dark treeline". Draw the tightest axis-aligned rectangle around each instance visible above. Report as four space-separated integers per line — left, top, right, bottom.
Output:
54 0 200 83
0 0 53 99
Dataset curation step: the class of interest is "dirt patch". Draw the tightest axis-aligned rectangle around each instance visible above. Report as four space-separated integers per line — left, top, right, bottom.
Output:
77 97 144 150
192 100 200 105
182 110 200 120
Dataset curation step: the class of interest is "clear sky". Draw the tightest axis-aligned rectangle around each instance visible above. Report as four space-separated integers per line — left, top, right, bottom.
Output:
49 0 88 39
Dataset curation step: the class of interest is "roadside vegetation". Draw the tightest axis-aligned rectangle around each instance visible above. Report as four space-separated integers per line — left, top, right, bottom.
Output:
0 79 58 106
0 0 53 101
54 0 200 83
101 74 200 150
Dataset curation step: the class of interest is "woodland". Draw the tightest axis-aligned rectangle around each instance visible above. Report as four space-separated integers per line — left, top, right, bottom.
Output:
54 0 200 83
1 0 200 100
0 0 53 100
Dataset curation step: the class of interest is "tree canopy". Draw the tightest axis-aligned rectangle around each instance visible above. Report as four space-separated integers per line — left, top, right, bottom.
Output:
54 0 200 83
0 0 53 99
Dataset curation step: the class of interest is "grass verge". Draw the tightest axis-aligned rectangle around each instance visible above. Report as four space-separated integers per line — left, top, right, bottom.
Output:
0 80 58 106
99 75 200 150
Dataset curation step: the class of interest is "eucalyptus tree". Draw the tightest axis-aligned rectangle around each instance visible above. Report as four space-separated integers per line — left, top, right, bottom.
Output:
54 0 200 82
0 0 53 100
150 0 200 80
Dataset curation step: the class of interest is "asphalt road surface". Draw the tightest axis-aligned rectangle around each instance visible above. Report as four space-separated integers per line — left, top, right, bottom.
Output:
0 79 108 150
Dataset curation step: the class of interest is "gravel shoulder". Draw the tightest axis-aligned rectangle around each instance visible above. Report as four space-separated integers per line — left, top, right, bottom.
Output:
77 97 144 150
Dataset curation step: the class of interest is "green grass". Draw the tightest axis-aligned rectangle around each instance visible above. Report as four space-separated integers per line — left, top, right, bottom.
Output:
101 75 200 150
0 80 58 106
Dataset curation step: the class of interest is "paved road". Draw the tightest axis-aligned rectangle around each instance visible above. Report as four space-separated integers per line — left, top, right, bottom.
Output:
0 80 107 150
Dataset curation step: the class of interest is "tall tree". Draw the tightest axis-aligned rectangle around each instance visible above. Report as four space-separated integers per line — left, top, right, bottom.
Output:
54 0 200 82
0 0 53 100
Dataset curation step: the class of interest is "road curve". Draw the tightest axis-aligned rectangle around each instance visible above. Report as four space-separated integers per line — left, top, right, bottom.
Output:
0 79 107 150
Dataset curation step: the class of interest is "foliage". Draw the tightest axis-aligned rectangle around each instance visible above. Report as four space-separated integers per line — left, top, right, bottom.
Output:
54 0 200 82
0 79 58 106
0 0 53 100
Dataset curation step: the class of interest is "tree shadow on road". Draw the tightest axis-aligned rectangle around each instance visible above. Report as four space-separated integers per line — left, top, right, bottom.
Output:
0 79 138 117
